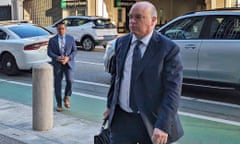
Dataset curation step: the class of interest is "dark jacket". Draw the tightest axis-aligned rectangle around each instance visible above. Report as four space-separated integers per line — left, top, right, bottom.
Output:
107 31 184 143
47 34 77 69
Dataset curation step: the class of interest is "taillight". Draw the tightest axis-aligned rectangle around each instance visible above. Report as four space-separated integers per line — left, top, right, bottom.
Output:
24 41 48 50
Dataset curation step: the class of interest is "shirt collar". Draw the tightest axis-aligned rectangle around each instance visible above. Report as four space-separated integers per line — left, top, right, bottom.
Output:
131 31 154 46
58 34 66 39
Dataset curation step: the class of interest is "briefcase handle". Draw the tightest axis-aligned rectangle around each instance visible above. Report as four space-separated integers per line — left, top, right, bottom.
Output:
101 119 108 132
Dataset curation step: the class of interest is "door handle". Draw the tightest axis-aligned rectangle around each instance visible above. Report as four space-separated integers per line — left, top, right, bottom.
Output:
184 44 196 49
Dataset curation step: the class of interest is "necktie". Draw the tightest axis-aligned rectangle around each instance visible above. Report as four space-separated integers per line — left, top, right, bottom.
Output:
60 36 65 56
130 40 142 112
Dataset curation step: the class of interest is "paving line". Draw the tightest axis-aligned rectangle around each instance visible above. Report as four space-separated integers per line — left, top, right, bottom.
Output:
73 79 240 109
74 79 109 88
1 78 239 109
181 96 240 109
72 91 106 101
0 79 32 87
1 78 240 126
75 60 104 66
179 111 240 126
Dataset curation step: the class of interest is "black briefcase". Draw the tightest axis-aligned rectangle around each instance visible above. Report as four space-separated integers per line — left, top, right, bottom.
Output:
94 119 110 144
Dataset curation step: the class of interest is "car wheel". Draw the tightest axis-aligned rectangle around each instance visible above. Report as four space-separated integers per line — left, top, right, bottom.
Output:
82 37 95 51
1 53 19 75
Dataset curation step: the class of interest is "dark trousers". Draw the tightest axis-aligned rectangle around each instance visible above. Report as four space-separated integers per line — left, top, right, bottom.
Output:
53 64 73 106
110 106 152 144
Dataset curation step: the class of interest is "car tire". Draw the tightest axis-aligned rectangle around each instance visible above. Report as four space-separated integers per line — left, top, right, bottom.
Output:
81 37 95 51
1 53 19 75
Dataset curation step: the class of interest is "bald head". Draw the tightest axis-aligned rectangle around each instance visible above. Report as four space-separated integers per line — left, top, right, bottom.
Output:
128 1 157 39
132 1 157 17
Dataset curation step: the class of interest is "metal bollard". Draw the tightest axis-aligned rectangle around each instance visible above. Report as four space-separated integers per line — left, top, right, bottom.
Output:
32 63 53 131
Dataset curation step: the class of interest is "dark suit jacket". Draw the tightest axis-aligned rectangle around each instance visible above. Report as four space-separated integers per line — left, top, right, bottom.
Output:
107 31 184 143
47 34 77 69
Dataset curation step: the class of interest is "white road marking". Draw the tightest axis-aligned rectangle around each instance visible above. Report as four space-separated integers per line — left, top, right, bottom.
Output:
0 79 32 87
181 96 240 109
72 91 106 101
179 111 240 126
1 78 239 109
75 60 104 66
183 82 235 90
74 79 109 88
1 78 240 126
73 79 240 109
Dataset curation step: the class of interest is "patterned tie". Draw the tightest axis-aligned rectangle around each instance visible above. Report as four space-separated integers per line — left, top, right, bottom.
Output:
130 40 142 112
60 36 65 56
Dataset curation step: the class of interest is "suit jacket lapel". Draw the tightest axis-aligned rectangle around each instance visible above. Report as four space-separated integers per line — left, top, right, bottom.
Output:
135 31 162 79
118 34 132 77
53 35 60 53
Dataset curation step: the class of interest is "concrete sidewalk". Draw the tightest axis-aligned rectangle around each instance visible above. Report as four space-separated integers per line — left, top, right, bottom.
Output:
0 99 101 144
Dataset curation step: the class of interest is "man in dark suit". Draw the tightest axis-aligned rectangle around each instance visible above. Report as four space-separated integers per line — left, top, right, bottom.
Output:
103 1 184 144
47 23 77 112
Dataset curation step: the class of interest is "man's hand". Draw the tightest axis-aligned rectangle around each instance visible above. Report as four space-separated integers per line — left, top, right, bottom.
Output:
62 56 70 65
152 128 168 144
57 56 70 65
57 56 64 63
103 108 110 120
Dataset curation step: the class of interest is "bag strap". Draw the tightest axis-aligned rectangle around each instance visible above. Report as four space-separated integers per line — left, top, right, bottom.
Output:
101 119 108 131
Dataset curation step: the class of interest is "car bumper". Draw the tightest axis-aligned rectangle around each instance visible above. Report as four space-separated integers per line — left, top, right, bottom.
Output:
17 49 51 70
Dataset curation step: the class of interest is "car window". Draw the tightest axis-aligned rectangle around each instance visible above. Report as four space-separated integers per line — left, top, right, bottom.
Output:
60 19 72 26
9 25 50 38
71 18 88 26
208 16 240 39
59 18 88 27
0 29 7 40
93 19 116 28
161 16 205 40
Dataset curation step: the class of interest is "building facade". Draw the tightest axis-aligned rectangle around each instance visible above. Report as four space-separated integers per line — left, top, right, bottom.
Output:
23 0 88 26
5 0 240 28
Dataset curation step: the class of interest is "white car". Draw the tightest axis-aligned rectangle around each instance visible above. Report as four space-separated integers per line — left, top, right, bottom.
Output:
104 9 240 90
0 23 52 75
46 16 118 51
103 39 116 74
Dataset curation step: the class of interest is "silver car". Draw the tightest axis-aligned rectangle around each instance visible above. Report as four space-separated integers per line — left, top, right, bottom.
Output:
104 9 240 90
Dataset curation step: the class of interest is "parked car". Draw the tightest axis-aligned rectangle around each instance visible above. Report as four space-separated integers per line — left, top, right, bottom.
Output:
0 22 52 75
103 39 116 74
46 16 118 51
104 9 240 90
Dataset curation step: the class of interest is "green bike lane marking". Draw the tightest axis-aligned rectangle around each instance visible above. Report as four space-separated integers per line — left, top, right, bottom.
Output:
0 81 240 144
0 81 105 121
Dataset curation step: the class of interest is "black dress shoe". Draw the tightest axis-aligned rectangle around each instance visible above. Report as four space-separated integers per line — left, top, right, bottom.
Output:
56 106 62 112
56 104 62 112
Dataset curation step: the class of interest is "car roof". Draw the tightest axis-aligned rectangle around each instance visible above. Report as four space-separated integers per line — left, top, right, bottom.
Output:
65 15 110 20
184 8 240 16
0 21 32 27
158 8 240 32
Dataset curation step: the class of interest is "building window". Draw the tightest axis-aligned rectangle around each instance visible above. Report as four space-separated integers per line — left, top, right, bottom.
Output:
118 9 122 22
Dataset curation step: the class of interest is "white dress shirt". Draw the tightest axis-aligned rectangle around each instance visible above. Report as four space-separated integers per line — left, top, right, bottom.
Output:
118 31 154 112
58 34 66 54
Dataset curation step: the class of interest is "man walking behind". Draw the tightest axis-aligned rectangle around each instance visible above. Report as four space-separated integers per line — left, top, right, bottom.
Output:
48 22 77 112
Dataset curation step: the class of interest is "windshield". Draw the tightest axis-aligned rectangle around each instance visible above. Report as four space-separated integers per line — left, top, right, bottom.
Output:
9 25 51 38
